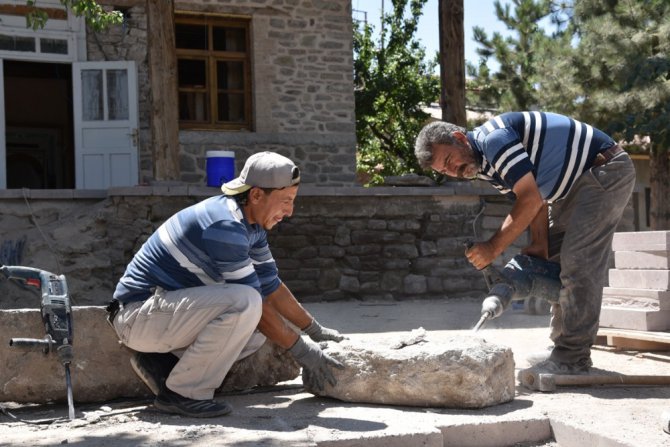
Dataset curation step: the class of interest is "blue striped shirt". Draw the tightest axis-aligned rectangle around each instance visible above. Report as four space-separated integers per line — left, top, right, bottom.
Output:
113 195 281 304
468 112 616 202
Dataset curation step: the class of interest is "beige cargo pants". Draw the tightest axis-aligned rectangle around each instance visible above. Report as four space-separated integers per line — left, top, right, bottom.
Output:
113 283 265 400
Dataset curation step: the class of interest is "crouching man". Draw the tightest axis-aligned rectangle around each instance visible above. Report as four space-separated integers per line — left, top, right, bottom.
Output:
108 151 345 418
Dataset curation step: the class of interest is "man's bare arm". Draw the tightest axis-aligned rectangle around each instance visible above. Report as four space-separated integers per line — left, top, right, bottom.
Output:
466 172 544 269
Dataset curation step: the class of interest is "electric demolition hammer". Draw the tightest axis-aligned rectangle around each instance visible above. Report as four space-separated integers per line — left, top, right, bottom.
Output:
469 249 562 332
2 265 75 420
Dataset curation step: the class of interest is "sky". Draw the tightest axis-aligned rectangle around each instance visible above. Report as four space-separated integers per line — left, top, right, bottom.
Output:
352 0 513 70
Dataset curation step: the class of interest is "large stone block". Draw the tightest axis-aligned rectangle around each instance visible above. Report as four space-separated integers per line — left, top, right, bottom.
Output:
614 251 670 270
0 307 299 404
612 231 670 252
602 287 670 310
608 269 670 290
303 332 515 409
599 306 670 331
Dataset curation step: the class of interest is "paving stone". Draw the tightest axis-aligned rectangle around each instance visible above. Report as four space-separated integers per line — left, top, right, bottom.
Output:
599 306 670 331
602 287 670 310
614 250 670 270
608 269 670 290
612 231 670 252
0 307 299 404
303 332 515 409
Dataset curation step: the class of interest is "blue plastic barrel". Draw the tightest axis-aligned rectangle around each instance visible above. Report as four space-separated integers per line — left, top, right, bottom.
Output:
206 150 235 187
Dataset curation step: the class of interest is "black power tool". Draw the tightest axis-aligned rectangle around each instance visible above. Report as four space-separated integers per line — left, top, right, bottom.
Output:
2 265 75 420
465 241 562 332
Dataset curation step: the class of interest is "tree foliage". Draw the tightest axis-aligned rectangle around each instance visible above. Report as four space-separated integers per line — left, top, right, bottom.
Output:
354 0 440 185
466 0 555 113
26 0 123 31
567 0 670 148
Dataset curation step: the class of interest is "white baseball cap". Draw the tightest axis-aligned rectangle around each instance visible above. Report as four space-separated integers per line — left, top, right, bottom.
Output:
221 151 300 195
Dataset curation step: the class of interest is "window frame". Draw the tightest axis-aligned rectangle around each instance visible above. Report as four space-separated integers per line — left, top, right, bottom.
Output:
175 15 252 131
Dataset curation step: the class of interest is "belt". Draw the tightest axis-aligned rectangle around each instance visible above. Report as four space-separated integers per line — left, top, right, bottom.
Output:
105 299 122 326
592 145 625 168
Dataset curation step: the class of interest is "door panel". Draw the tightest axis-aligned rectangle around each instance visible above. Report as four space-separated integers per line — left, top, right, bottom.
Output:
0 59 5 189
73 61 138 189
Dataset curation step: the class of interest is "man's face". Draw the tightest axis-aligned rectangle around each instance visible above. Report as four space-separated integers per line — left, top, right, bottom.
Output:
429 132 480 179
246 185 299 230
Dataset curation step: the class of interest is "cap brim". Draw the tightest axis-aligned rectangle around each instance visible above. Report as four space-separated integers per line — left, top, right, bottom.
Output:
221 178 252 195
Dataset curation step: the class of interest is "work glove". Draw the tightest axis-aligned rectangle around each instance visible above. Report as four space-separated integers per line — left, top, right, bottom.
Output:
288 336 344 392
302 319 347 342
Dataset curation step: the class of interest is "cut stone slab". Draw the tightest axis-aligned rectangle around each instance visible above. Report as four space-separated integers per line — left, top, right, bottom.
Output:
612 231 670 252
0 307 299 404
303 330 515 409
614 250 670 270
608 269 670 290
599 306 670 331
602 287 670 310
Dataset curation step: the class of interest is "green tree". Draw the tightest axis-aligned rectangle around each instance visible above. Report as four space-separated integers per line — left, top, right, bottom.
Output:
25 0 122 31
354 0 440 185
566 0 670 229
466 0 554 113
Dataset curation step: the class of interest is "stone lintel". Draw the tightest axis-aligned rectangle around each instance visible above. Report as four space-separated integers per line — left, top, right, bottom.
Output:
0 307 298 404
614 251 670 270
612 231 670 252
608 269 670 291
599 306 670 331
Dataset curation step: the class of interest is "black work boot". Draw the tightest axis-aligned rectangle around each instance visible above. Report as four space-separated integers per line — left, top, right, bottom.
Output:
130 352 179 396
154 384 232 418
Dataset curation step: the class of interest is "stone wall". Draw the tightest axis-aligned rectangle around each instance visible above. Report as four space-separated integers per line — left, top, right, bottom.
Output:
0 184 634 309
0 186 507 308
88 1 356 186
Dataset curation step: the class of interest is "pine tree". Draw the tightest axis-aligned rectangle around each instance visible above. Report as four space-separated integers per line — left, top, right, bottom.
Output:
569 0 670 229
467 0 554 113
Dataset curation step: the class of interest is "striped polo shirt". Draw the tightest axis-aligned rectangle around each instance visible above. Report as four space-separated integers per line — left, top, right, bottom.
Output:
113 195 281 304
467 112 616 202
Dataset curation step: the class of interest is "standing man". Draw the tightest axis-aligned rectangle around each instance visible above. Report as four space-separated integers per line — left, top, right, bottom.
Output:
108 151 345 418
415 112 635 375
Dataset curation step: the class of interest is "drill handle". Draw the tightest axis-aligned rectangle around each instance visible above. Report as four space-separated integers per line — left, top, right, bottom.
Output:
0 265 46 291
9 336 53 353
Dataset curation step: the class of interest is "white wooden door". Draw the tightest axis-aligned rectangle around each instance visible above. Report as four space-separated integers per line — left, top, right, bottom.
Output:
73 61 138 189
0 59 5 189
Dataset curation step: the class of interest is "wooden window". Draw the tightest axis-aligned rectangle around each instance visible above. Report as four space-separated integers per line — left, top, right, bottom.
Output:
175 16 251 130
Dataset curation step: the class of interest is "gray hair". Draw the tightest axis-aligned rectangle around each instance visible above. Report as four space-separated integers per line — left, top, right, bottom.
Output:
414 121 466 169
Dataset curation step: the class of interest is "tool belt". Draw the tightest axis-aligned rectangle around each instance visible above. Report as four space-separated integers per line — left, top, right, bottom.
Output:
105 299 122 327
592 144 625 168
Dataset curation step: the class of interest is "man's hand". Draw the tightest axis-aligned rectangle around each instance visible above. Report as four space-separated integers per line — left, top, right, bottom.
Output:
302 319 347 342
288 337 344 391
465 240 498 270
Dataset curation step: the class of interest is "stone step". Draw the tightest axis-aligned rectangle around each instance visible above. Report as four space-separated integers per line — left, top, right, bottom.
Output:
602 287 670 310
614 250 670 270
599 306 670 331
612 231 670 252
0 306 299 404
608 269 670 290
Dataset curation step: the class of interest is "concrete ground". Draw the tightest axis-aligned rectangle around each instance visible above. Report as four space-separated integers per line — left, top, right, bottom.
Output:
1 298 669 447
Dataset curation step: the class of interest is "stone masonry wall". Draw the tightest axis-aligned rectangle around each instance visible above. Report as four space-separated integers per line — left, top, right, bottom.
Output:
0 186 634 309
87 1 356 186
0 189 512 308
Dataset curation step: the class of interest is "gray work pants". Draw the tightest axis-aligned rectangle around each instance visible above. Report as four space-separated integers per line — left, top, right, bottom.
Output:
113 283 265 400
547 153 635 365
